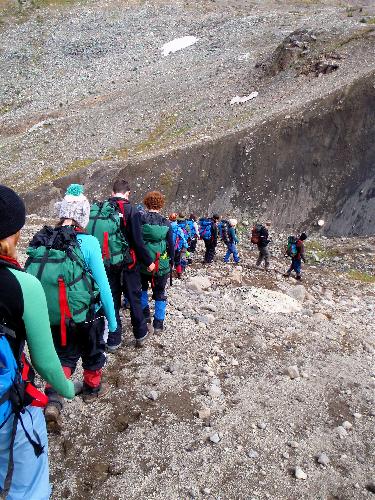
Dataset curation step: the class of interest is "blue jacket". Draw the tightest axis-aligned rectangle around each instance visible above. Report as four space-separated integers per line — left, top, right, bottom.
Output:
77 234 117 332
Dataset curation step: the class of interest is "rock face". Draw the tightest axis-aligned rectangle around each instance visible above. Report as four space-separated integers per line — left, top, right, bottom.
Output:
0 0 374 235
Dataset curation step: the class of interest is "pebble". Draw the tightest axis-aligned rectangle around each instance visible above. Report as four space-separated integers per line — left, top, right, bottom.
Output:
257 422 267 430
147 390 159 401
209 433 221 444
208 385 222 398
282 452 290 459
353 412 362 419
286 365 300 379
336 426 348 439
295 467 307 480
198 408 211 420
342 421 353 430
247 450 259 459
289 441 299 449
317 452 330 466
202 487 211 495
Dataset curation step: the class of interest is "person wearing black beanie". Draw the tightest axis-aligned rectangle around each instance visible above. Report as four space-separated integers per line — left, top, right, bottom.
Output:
0 184 26 244
0 185 75 498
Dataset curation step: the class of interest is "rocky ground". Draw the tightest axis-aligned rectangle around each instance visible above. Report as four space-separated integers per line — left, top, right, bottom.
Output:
1 0 375 194
19 221 375 499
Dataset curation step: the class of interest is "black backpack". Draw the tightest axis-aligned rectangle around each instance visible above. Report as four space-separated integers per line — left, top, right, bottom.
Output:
220 220 231 244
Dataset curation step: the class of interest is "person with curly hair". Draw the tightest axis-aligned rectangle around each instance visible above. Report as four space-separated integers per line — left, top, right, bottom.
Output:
139 192 174 335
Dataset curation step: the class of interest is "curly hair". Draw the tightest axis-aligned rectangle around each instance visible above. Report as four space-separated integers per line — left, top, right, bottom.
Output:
143 191 165 210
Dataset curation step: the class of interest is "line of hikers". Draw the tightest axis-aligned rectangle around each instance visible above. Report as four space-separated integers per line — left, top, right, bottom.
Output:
0 182 307 499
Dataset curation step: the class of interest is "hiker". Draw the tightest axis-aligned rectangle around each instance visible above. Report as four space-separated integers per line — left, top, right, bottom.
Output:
87 179 155 350
140 192 174 334
252 221 271 270
169 213 187 278
199 214 220 264
284 232 307 280
0 185 75 499
176 214 190 274
223 218 240 263
25 184 117 431
186 214 199 255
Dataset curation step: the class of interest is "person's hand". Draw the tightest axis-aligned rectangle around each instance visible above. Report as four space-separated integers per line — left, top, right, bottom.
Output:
147 262 156 272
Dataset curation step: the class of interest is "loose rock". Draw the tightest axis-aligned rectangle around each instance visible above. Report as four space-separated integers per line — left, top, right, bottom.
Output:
295 467 307 480
317 452 330 466
286 365 300 379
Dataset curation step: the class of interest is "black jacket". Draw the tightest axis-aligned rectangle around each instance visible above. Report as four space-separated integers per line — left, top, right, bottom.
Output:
108 197 153 268
257 227 270 248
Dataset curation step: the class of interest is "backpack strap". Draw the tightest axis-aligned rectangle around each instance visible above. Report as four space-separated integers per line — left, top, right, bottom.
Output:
102 231 110 261
57 276 72 347
151 252 161 288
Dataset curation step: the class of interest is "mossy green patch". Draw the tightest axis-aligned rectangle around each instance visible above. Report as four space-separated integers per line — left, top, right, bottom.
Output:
305 240 341 259
347 269 375 283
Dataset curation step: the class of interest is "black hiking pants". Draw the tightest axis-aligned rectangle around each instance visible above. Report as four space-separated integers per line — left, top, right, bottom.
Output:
46 313 106 403
204 239 216 263
106 263 148 344
122 264 148 341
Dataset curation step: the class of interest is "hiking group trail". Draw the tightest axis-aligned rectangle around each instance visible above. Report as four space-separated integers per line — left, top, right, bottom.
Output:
19 220 375 499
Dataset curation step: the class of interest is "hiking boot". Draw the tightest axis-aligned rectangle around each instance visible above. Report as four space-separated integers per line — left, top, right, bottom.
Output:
135 333 149 348
106 343 121 354
74 381 83 395
296 275 302 281
146 321 153 334
283 273 291 278
82 382 110 404
45 404 62 433
153 328 163 336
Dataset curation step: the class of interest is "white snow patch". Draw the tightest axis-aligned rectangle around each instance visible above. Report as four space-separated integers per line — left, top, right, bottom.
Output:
161 36 199 56
230 92 258 105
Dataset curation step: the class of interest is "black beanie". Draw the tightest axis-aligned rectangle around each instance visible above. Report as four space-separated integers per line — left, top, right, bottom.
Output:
300 232 307 240
0 185 26 240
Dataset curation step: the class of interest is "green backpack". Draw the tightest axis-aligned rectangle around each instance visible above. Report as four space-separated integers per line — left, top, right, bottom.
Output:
25 226 100 343
86 200 131 267
141 223 170 276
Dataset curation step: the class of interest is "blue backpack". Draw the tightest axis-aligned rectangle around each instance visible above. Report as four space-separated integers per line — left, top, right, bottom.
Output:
0 326 18 426
186 220 198 239
177 220 190 239
0 324 46 496
198 218 212 240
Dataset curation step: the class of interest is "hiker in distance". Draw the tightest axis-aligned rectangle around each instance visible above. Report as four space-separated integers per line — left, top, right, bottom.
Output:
252 221 271 270
25 184 117 431
0 185 75 499
87 179 155 350
140 191 174 336
199 213 220 264
284 232 308 280
222 218 240 263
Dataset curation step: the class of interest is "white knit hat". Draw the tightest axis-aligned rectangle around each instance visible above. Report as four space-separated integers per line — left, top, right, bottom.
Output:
228 218 237 226
55 184 90 228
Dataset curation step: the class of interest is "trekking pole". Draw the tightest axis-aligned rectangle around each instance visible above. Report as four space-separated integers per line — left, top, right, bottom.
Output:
169 264 173 287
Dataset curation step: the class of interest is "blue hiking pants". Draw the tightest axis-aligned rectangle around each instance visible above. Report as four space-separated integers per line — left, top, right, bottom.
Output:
0 406 50 499
224 243 239 263
288 258 302 276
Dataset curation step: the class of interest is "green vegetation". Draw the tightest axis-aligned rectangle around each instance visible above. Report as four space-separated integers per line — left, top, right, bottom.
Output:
305 240 341 260
347 269 375 283
29 158 94 189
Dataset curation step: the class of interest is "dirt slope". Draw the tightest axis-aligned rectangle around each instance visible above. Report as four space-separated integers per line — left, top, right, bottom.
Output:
1 0 375 233
18 222 375 500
